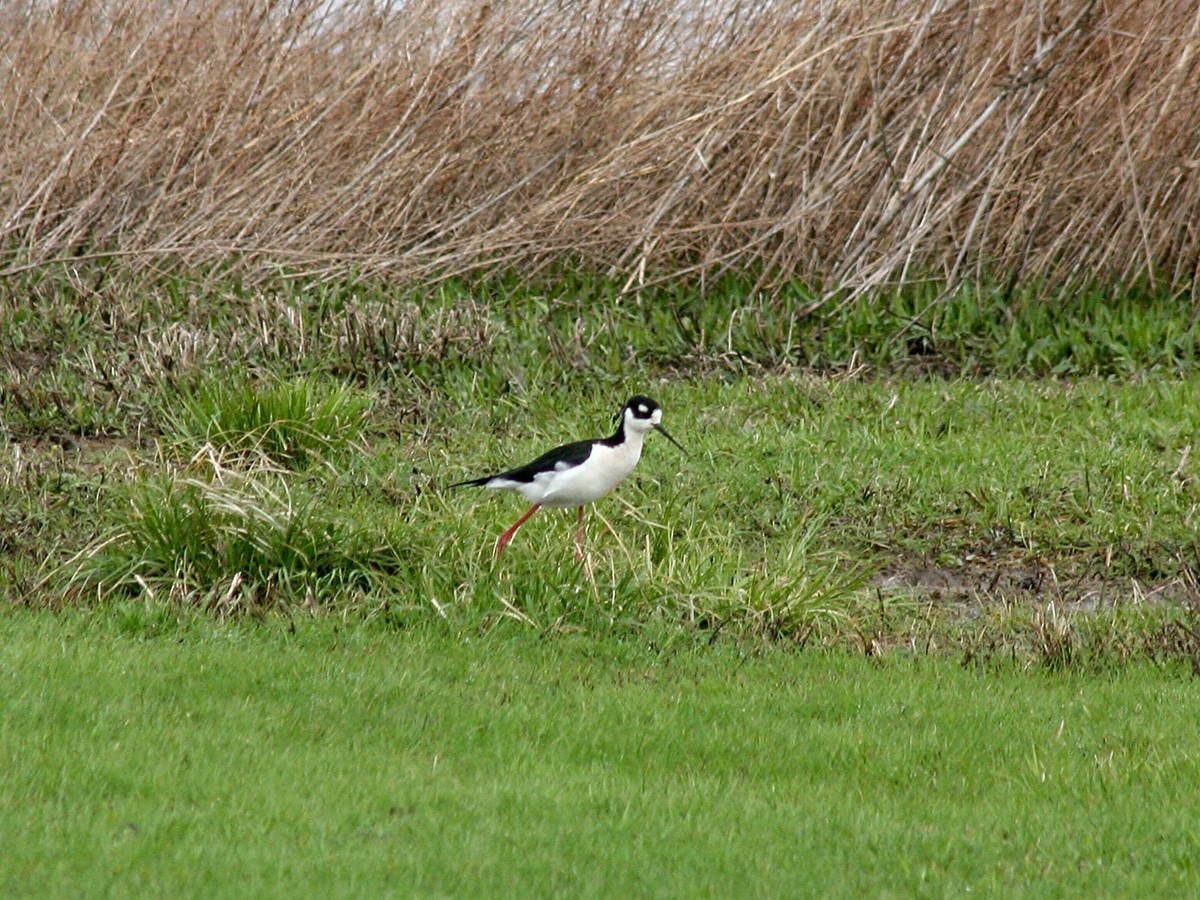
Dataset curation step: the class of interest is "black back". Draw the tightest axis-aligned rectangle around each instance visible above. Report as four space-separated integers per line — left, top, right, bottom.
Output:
449 437 596 487
486 438 596 483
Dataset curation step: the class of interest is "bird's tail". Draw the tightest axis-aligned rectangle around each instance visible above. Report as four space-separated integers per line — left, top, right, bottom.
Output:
448 475 492 489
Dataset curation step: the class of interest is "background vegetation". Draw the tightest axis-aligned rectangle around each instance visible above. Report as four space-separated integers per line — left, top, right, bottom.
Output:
2 0 1198 298
2 0 1199 655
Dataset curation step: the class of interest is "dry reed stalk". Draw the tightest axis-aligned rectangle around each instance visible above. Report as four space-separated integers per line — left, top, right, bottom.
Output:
1 0 1198 300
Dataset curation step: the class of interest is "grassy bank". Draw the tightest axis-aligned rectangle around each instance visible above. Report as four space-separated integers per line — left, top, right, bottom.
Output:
5 360 1200 663
3 269 1200 658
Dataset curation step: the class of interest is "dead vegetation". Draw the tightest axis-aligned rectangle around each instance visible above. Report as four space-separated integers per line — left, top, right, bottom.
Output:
2 0 1199 297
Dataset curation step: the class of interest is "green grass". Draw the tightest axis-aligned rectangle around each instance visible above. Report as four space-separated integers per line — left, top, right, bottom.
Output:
11 371 1200 660
162 376 371 469
4 269 1200 441
6 269 1200 894
66 474 404 612
2 609 1199 897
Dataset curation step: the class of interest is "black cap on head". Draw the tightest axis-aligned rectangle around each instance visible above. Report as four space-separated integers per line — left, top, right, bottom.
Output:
626 395 660 420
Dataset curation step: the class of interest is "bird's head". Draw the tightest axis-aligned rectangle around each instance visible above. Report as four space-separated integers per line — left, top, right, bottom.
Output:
624 395 685 452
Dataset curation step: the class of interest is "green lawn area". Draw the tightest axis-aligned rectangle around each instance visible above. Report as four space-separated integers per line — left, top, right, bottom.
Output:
3 609 1199 897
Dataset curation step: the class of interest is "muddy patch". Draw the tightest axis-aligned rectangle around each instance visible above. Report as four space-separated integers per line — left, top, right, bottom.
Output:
874 556 1199 612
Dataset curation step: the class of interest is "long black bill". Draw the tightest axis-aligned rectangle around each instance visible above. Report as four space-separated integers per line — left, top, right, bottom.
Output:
654 423 687 454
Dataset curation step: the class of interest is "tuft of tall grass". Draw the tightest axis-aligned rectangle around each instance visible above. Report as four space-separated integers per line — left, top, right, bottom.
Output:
162 377 370 468
1 0 1198 299
65 475 402 614
674 517 875 644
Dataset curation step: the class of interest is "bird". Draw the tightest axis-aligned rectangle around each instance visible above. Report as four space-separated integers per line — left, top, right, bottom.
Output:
451 395 685 559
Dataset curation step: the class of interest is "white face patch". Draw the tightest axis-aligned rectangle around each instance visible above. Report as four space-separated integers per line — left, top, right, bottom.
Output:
637 403 650 417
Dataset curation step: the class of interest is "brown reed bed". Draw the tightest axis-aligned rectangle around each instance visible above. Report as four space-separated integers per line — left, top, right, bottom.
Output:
1 0 1198 300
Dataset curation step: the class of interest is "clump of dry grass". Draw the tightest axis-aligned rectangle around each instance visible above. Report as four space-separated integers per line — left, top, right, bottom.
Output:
2 0 1198 299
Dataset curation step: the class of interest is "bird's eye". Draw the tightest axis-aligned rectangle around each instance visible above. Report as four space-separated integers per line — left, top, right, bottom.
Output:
637 404 648 415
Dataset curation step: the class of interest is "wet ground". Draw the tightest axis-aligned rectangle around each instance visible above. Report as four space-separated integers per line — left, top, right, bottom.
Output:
875 555 1199 613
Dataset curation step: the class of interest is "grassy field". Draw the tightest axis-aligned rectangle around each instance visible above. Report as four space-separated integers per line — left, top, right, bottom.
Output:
4 269 1200 891
3 609 1200 897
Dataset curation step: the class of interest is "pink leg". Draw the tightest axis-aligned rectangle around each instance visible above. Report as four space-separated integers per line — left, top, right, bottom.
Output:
495 504 541 558
574 506 586 560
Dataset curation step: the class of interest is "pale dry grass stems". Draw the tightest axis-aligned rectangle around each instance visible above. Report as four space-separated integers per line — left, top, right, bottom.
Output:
2 0 1198 300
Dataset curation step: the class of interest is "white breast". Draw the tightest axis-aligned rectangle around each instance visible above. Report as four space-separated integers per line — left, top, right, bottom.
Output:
533 440 643 508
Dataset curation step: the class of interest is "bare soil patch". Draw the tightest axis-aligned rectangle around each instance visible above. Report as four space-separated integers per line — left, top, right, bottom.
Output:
876 556 1199 613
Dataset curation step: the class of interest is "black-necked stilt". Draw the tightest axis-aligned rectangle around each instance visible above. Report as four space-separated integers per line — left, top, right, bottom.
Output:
452 395 685 559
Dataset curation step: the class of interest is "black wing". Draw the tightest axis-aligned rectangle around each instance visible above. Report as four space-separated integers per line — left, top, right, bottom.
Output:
452 438 596 487
489 438 596 483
